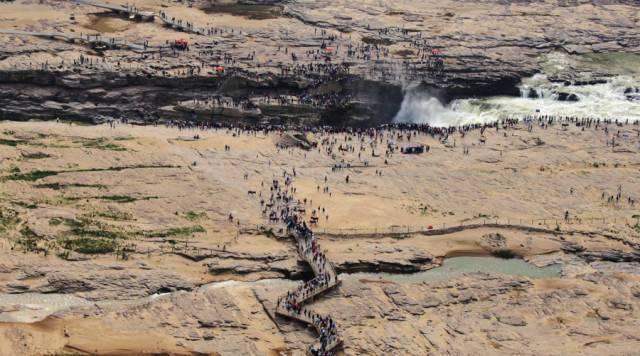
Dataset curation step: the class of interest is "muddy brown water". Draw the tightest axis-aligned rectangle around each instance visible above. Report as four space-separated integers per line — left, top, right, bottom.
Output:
84 15 131 33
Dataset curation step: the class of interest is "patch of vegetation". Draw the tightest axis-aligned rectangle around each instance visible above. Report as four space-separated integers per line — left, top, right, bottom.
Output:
0 207 21 232
142 225 206 238
261 228 276 238
88 209 133 221
34 182 107 190
97 195 136 203
0 138 26 147
49 217 63 226
12 201 38 209
61 217 127 240
75 137 127 151
391 234 411 240
62 237 116 254
61 195 157 204
89 164 179 172
16 226 45 253
53 216 135 257
492 249 517 259
2 170 59 182
2 130 16 136
98 195 157 203
2 165 179 182
184 211 208 221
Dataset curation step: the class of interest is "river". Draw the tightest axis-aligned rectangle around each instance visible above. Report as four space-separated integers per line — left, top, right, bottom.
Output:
394 74 640 126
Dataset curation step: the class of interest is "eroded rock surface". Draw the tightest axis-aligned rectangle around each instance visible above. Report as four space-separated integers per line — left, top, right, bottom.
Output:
0 0 638 124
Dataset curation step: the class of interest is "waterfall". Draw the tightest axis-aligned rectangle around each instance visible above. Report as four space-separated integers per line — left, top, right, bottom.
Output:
394 75 640 126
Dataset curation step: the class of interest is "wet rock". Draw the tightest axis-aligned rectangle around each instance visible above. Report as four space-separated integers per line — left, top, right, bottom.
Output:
556 92 579 102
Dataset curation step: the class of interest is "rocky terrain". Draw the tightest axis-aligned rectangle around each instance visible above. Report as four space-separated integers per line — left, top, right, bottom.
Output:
0 119 638 354
0 0 639 125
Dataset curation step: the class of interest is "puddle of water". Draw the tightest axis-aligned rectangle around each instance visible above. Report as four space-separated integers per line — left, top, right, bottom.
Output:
0 258 560 323
202 4 282 20
342 256 562 283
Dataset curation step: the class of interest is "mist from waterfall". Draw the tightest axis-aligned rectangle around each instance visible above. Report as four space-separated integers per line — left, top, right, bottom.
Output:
393 75 640 127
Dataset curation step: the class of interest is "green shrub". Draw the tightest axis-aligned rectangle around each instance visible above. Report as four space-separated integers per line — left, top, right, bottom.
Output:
63 237 116 254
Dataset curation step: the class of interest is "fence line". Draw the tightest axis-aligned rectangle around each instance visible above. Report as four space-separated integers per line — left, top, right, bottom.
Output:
237 216 639 237
105 215 637 259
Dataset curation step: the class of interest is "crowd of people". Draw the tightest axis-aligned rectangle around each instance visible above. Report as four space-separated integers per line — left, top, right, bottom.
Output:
5 0 452 86
277 215 341 355
263 173 341 355
105 111 640 144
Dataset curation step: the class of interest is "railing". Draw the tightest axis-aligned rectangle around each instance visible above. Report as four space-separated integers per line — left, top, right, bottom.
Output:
275 226 343 355
311 216 639 236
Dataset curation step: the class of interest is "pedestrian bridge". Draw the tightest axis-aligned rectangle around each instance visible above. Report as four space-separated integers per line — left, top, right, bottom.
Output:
276 222 343 355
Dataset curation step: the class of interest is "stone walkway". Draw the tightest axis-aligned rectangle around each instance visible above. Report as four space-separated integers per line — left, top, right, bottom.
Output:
276 220 343 355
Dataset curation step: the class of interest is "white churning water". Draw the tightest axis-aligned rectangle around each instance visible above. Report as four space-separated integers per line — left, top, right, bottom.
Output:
394 75 640 126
